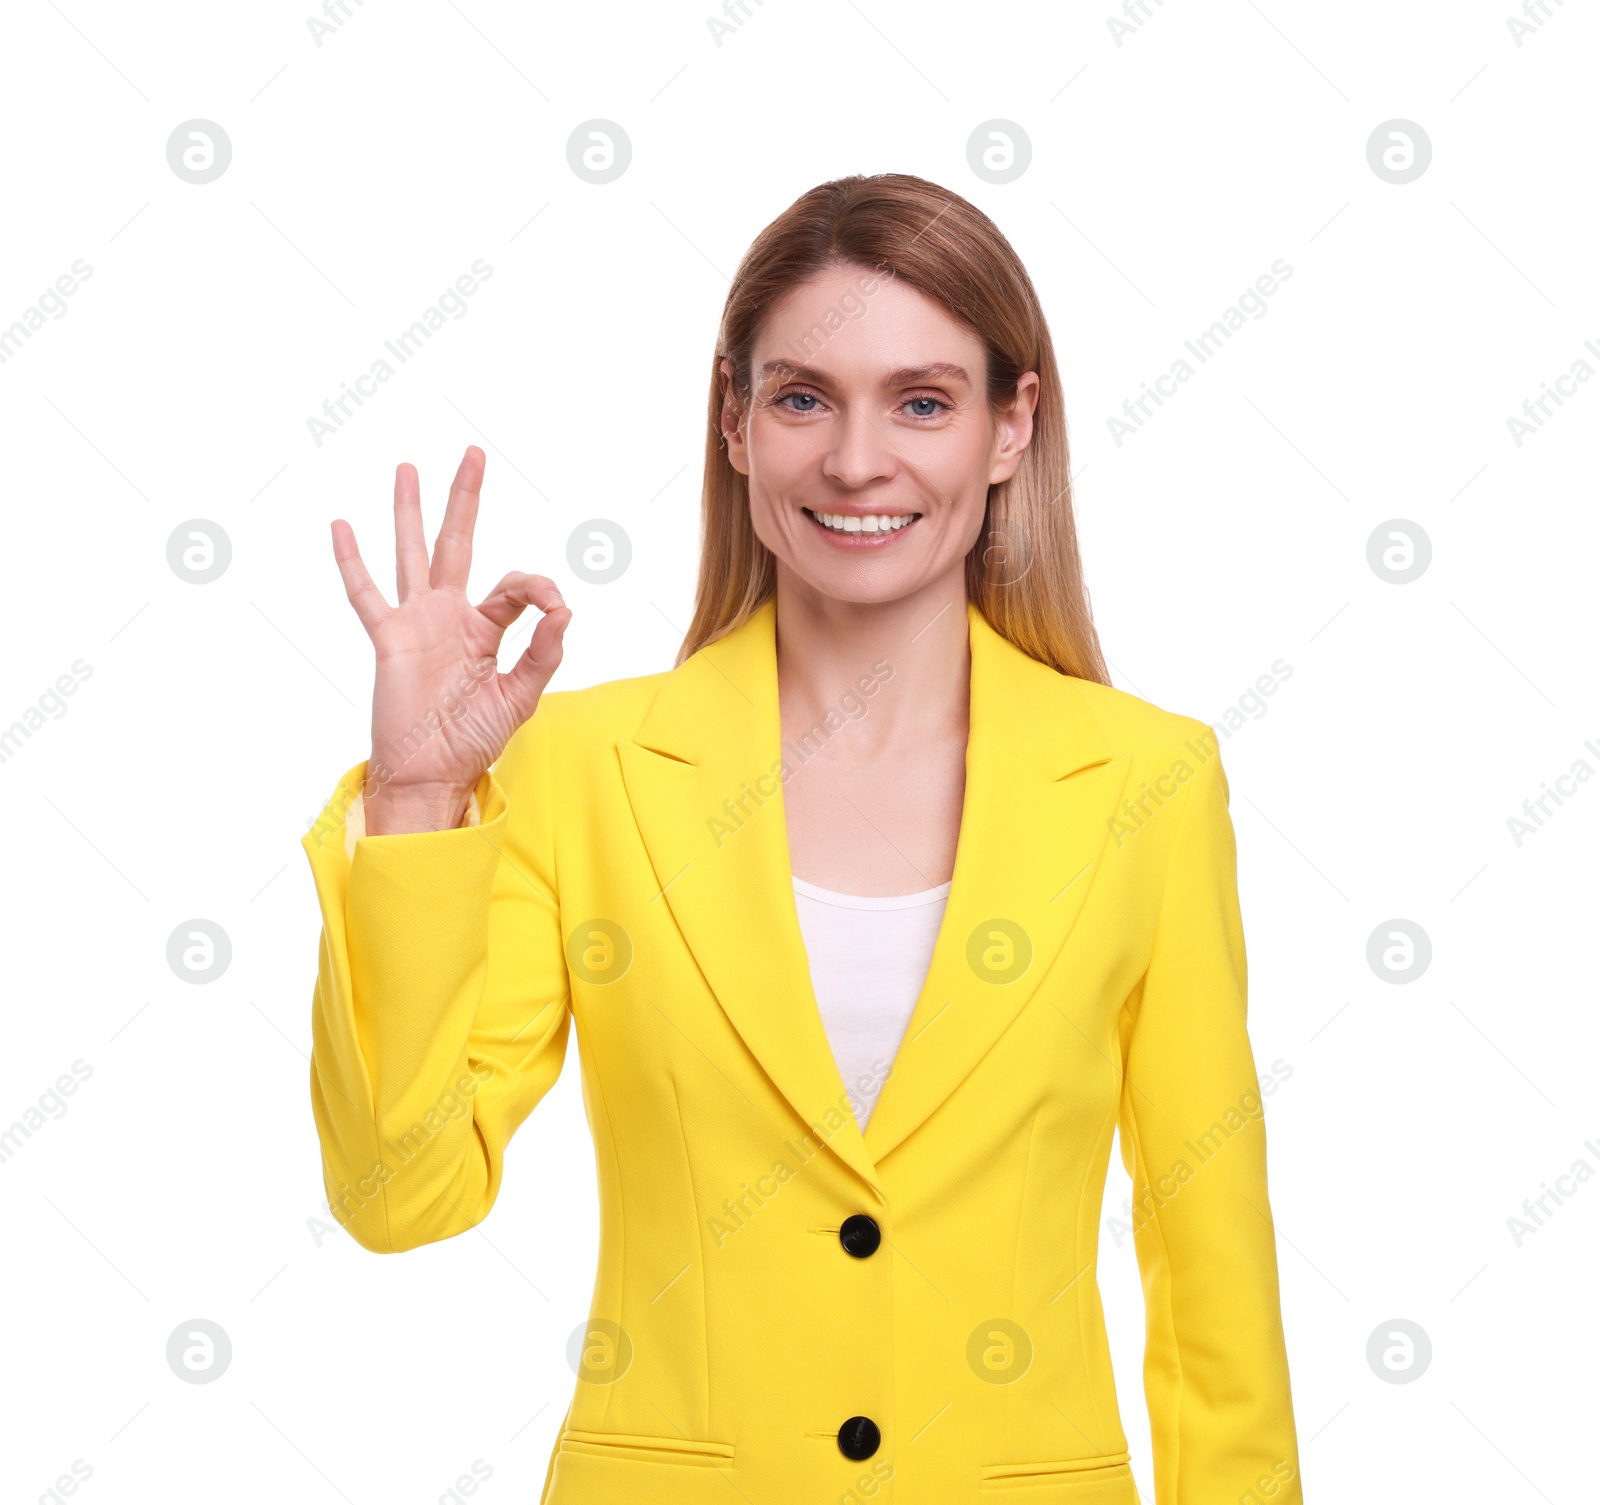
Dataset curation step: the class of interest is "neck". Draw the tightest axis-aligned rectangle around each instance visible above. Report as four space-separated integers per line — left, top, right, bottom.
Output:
772 562 972 763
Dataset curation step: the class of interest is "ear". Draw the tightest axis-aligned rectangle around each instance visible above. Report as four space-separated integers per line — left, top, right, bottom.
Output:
719 357 751 476
988 371 1040 485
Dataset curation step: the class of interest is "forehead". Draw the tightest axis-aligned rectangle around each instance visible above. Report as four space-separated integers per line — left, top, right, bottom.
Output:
754 264 985 378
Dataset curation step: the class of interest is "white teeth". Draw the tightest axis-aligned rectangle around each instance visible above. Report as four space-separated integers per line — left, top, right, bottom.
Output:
811 510 916 535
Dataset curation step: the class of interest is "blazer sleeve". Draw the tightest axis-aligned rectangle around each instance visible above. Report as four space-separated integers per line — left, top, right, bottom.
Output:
1115 741 1303 1505
300 700 572 1254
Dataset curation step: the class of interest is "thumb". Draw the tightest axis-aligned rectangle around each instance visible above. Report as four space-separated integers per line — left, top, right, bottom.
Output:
499 603 571 726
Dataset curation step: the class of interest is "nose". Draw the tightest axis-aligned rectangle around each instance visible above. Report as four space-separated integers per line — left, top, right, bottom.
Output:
819 406 898 491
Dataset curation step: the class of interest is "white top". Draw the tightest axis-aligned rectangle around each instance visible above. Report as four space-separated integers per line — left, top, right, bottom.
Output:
342 793 948 1133
790 875 951 1132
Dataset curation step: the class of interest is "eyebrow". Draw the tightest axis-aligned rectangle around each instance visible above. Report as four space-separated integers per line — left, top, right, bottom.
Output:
757 360 971 389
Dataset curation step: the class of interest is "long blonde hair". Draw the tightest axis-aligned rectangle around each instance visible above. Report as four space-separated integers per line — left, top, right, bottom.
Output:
676 172 1109 686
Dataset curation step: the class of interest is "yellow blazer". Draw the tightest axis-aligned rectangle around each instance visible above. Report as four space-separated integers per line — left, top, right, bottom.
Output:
301 598 1303 1505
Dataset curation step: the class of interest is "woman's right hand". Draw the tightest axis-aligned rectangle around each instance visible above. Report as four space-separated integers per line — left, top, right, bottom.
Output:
330 445 572 836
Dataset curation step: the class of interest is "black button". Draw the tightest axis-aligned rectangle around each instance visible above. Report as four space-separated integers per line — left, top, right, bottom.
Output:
839 1214 881 1258
837 1416 880 1460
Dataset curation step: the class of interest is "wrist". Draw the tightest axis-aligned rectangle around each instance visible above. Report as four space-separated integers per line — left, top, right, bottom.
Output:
363 779 476 836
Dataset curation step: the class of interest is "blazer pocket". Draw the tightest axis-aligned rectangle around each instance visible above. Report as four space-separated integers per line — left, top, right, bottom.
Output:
979 1450 1134 1489
557 1428 736 1468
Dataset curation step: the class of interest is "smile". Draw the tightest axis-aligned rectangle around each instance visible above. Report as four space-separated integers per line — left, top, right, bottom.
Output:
802 507 921 541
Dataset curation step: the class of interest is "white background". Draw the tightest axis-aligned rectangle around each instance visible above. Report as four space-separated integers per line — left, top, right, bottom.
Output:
1 1 1595 1501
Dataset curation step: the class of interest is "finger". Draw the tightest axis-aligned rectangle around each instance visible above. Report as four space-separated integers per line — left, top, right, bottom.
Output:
475 571 565 632
499 601 572 727
393 462 429 602
430 446 484 592
331 519 391 636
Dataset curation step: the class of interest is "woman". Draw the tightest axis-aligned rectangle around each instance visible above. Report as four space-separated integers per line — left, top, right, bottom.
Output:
301 173 1303 1504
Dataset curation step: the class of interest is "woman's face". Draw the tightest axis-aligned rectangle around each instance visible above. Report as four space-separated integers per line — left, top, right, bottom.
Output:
721 263 1039 607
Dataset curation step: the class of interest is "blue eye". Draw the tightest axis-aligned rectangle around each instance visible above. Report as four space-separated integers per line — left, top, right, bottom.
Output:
775 390 948 418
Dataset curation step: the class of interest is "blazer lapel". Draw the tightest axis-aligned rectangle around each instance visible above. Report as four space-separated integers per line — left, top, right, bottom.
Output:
616 597 1132 1191
863 605 1131 1163
617 598 886 1195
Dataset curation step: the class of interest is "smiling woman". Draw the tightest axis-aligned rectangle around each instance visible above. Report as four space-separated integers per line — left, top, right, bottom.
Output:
301 171 1304 1505
685 175 1100 684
